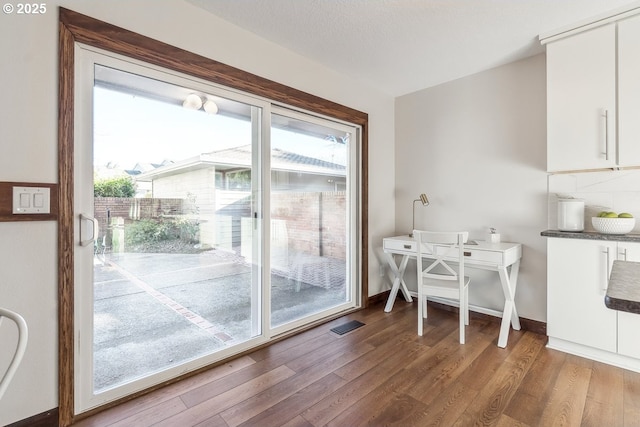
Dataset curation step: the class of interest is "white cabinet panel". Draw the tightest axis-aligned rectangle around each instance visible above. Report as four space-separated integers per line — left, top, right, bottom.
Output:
616 242 640 359
546 24 616 172
548 238 640 360
547 238 617 352
618 15 640 167
618 311 640 359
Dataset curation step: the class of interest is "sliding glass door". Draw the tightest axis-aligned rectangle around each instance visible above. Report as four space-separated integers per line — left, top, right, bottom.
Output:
269 111 357 333
73 45 359 414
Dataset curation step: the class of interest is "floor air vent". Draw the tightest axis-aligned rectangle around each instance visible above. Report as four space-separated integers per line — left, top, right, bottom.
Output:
330 320 365 335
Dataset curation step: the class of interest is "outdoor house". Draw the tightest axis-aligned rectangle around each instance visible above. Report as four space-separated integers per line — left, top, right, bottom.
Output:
97 145 347 274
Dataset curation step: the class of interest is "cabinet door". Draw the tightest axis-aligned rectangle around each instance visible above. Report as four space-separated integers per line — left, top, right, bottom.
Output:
547 238 617 352
546 24 616 172
616 242 640 358
618 15 640 167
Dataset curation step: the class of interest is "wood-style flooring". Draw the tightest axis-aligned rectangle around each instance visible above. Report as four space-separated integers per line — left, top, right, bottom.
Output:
72 300 640 427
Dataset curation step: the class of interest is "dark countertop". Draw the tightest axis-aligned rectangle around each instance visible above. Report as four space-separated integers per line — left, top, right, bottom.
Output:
541 230 640 242
605 260 640 314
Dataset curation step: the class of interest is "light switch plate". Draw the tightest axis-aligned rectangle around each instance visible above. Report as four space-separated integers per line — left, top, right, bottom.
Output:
13 186 51 214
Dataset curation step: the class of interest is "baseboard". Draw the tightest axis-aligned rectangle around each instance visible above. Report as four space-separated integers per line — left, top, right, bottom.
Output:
548 337 640 373
367 290 391 305
519 317 547 336
6 408 59 427
368 291 547 336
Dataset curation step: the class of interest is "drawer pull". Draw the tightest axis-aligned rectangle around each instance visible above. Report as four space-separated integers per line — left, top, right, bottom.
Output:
464 251 472 257
403 244 412 249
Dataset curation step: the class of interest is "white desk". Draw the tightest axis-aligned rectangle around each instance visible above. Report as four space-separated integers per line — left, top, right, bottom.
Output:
383 235 522 348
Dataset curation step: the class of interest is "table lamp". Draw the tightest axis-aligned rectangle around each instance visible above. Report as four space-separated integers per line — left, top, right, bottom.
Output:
410 193 429 237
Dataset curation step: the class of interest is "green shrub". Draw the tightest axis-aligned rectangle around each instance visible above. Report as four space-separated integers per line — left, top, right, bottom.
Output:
125 217 200 247
125 219 172 246
173 217 200 243
94 176 135 198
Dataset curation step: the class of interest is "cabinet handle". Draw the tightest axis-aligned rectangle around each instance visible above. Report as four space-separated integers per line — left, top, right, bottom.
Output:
602 247 611 291
620 248 628 261
602 109 609 161
403 244 411 249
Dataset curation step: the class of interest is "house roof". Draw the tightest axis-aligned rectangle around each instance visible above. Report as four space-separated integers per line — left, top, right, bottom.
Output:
125 160 174 176
134 145 346 181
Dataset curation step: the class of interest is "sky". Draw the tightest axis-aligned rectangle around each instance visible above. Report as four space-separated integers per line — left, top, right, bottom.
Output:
93 87 348 171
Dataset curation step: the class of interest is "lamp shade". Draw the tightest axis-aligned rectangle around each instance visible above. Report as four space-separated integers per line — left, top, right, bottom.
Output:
410 193 430 237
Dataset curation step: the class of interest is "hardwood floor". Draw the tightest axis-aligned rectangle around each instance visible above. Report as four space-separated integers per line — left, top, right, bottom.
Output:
72 301 640 427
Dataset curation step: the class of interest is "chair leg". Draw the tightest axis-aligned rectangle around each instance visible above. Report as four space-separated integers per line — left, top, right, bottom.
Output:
423 296 428 318
459 289 467 344
464 287 470 325
418 295 423 336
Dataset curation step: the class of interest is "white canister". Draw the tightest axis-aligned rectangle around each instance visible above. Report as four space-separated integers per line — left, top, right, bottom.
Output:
558 198 585 232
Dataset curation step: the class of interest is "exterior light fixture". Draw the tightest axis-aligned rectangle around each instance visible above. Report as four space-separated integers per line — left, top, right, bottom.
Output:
183 93 203 110
183 94 219 115
410 193 430 237
203 99 219 115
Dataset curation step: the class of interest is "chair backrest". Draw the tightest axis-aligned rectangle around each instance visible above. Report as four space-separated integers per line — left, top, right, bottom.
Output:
0 308 28 400
414 231 469 284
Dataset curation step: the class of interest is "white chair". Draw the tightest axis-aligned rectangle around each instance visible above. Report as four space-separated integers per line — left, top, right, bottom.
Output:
414 230 470 344
0 308 28 400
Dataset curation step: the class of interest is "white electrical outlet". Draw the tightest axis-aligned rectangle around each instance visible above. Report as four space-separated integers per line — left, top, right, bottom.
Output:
12 186 51 214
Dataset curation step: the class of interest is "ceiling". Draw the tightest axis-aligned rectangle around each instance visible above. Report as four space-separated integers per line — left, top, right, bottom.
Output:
187 0 638 97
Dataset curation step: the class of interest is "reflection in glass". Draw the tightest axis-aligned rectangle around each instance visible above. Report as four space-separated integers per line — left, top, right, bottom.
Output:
92 65 259 391
270 113 350 328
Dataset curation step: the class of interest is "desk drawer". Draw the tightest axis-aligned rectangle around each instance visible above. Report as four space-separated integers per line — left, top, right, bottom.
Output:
384 238 416 252
435 245 503 264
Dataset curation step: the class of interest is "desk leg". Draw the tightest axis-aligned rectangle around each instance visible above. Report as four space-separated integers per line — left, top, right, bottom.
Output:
507 260 521 330
497 260 521 348
384 253 413 313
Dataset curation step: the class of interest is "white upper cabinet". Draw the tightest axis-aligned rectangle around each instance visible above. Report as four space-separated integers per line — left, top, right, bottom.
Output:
618 14 640 168
546 24 616 172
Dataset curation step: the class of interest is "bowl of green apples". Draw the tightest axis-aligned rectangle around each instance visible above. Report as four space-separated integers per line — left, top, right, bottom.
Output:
592 211 635 234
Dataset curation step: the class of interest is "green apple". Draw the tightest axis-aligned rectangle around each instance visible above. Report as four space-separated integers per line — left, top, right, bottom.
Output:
597 211 610 217
618 212 634 218
605 212 619 218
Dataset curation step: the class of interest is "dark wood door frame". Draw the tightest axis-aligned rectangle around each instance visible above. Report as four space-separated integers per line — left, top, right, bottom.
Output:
58 7 368 426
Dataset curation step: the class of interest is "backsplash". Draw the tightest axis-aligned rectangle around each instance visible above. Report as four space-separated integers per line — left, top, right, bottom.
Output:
548 169 640 233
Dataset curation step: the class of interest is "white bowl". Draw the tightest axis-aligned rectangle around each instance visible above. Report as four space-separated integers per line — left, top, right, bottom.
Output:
592 217 636 234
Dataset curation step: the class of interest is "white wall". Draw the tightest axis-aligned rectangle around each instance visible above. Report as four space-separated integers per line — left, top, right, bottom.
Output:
0 0 395 423
394 54 548 323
